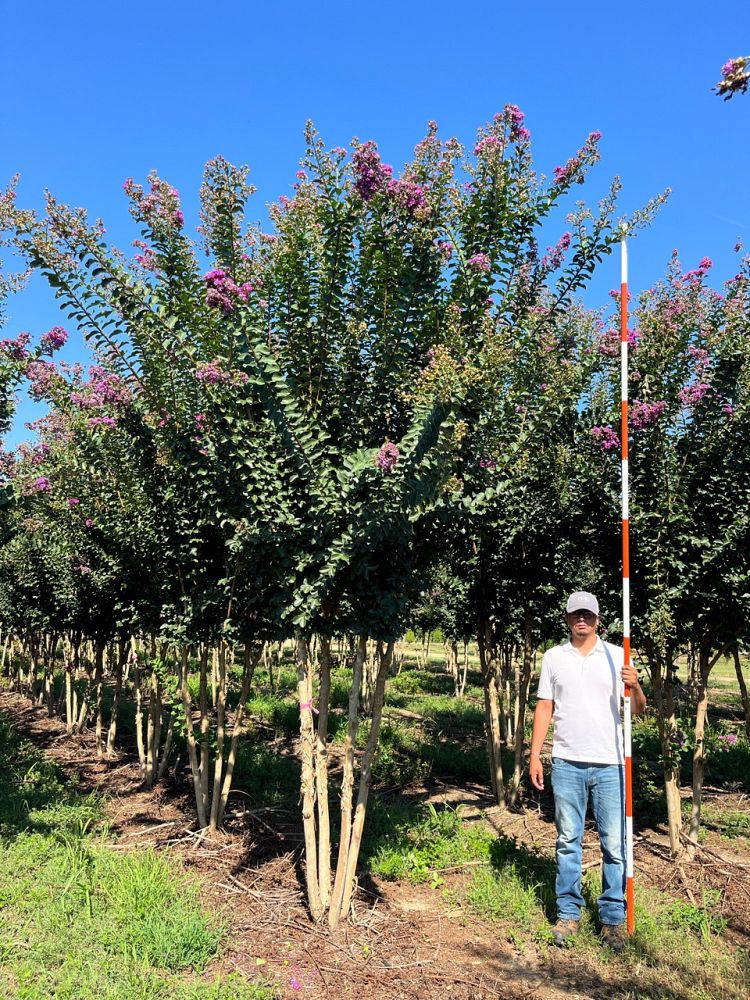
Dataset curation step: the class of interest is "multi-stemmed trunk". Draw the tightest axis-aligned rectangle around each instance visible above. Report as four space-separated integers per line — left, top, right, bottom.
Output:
649 650 683 855
507 612 535 808
477 620 505 808
294 632 395 929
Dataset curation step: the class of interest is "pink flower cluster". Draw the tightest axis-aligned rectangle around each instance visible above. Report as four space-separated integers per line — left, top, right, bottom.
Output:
376 441 399 473
70 366 131 410
0 332 31 360
87 416 117 430
591 425 620 450
504 104 530 143
195 360 231 385
435 240 453 261
553 131 601 186
123 172 184 230
684 258 713 282
26 360 59 401
467 252 491 273
133 240 158 272
541 232 571 271
204 269 254 314
596 327 640 358
40 326 68 352
387 177 425 214
479 457 497 469
352 141 393 201
679 382 710 407
630 400 667 429
33 476 51 492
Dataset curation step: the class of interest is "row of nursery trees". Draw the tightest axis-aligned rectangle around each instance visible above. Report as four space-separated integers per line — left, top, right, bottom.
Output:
0 111 749 925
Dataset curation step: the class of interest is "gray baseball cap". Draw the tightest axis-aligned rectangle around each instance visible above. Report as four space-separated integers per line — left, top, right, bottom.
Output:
566 591 600 616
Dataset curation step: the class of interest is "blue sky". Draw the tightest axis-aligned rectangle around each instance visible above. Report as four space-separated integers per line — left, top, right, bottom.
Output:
1 1 749 445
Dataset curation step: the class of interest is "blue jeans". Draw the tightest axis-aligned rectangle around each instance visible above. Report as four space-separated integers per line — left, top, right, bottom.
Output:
551 758 626 926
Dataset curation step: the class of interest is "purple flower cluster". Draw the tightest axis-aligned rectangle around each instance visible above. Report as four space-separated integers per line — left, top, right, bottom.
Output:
467 252 490 273
716 56 749 99
195 360 231 385
717 732 738 749
596 327 640 358
386 177 425 214
474 135 502 157
0 332 31 360
87 416 117 430
553 131 602 186
352 141 393 201
684 257 713 282
133 240 158 272
479 457 497 469
678 382 710 407
722 401 735 416
591 425 620 451
504 104 530 143
40 326 68 353
376 441 399 473
26 360 59 401
70 366 131 410
435 240 453 261
67 497 80 508
124 173 184 230
630 400 667 430
204 269 254 314
33 476 51 493
541 232 571 271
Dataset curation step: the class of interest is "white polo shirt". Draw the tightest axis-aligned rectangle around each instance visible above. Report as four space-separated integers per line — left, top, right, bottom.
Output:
536 638 625 765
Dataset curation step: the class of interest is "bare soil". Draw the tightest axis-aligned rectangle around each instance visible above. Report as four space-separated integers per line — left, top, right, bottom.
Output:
3 691 750 1000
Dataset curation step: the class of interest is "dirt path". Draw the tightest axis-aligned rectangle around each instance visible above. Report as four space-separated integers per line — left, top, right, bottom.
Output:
3 691 749 1000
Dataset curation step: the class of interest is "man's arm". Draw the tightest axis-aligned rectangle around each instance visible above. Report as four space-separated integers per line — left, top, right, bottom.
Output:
529 698 554 790
623 661 647 715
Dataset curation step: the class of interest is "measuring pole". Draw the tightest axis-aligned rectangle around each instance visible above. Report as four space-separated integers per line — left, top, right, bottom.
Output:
620 232 635 935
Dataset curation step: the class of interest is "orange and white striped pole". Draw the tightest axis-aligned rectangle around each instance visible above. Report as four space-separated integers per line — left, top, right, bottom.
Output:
620 230 635 935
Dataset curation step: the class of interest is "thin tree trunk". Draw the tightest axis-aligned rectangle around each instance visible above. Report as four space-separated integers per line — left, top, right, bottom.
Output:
733 648 750 741
508 613 534 807
209 642 228 831
106 643 125 758
93 640 106 760
478 622 505 807
687 649 713 857
216 644 263 827
316 635 332 910
650 655 683 855
336 641 394 925
297 632 324 923
179 645 208 829
329 636 366 930
198 645 211 821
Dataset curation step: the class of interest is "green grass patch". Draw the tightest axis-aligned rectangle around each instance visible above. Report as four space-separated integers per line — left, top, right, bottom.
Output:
367 803 493 885
0 713 277 1000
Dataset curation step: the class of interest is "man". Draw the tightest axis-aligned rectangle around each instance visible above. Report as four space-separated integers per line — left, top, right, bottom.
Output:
529 591 646 953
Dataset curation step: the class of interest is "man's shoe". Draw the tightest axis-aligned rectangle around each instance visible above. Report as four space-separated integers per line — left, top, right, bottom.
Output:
601 923 627 953
552 919 579 946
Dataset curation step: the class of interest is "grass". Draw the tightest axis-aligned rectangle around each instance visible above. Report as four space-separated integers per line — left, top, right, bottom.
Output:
363 797 749 999
0 714 277 1000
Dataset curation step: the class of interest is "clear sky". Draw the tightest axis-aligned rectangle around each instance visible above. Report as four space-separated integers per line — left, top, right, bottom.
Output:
1 1 749 445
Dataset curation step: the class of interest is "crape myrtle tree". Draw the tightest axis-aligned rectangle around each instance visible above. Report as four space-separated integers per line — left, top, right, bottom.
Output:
592 252 750 854
2 110 664 924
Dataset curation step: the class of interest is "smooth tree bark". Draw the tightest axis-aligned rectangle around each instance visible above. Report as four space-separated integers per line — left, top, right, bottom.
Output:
507 611 535 807
733 647 750 741
477 620 506 808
